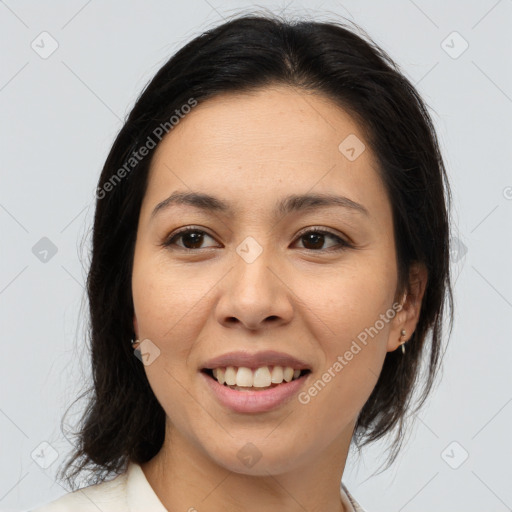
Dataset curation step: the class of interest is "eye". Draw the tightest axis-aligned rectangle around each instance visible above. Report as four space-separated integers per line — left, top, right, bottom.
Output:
163 227 219 250
293 228 351 252
162 226 352 252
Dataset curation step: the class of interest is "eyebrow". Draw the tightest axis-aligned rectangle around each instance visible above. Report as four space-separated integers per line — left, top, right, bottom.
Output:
150 190 370 219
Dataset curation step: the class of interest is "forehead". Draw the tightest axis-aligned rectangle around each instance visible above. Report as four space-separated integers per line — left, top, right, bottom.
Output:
143 85 389 222
152 85 374 167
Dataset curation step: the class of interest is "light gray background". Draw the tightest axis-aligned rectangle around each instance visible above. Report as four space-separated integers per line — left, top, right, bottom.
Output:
1 1 511 511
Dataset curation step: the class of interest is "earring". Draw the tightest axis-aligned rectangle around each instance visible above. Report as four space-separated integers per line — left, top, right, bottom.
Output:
131 338 140 349
400 329 407 354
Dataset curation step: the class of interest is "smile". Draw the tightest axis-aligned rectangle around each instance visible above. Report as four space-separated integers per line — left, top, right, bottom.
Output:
202 365 310 390
201 366 312 413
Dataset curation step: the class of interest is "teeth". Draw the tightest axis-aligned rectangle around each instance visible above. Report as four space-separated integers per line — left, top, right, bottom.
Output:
236 367 253 387
283 367 294 382
253 367 272 387
271 366 283 383
225 366 237 386
213 368 225 385
210 365 305 388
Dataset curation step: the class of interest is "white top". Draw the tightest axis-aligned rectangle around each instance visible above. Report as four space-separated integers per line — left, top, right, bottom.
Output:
30 462 367 511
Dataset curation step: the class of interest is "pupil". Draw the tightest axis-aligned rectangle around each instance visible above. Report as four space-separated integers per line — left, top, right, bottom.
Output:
184 232 203 249
181 232 325 250
304 233 323 250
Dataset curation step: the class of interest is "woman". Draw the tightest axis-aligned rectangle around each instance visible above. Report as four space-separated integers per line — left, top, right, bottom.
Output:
32 11 453 512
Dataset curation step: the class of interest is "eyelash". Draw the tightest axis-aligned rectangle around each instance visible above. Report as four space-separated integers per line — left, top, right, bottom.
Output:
161 226 352 252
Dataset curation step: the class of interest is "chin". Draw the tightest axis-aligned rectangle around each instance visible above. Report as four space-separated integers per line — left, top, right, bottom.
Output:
201 436 311 477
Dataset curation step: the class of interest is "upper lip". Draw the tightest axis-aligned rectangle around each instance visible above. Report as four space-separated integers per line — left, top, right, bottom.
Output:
200 350 312 371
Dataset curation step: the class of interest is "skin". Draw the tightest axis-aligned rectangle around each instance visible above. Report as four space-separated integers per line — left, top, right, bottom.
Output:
131 84 427 512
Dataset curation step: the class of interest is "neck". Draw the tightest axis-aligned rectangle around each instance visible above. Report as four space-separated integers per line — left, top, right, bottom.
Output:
140 421 354 512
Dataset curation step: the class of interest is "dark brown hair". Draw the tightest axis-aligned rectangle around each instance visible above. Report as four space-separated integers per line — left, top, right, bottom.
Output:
59 10 453 489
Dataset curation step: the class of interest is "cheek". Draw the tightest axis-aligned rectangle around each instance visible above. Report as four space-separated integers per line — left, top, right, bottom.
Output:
131 251 218 395
297 257 396 407
300 254 397 343
132 248 210 340
296 299 392 438
131 259 202 430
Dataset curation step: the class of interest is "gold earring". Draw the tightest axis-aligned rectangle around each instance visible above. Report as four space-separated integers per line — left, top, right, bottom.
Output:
400 329 407 354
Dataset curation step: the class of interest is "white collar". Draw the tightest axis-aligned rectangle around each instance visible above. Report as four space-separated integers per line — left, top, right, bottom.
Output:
125 462 167 511
126 462 363 512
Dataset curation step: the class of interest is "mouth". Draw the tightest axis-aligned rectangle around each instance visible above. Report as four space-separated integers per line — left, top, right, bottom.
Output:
199 350 313 412
201 366 312 391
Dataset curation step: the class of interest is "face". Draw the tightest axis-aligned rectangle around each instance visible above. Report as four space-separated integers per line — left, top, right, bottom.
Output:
131 85 413 476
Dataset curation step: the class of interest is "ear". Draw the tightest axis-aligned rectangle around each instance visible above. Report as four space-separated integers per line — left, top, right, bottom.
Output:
387 262 428 352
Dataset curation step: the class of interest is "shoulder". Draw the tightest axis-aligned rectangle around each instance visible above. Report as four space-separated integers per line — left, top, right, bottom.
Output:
29 469 129 512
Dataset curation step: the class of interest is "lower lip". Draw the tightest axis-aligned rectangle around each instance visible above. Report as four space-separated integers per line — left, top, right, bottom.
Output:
201 371 309 413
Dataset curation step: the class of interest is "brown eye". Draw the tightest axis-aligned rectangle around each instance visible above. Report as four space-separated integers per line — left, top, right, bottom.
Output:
164 228 218 250
162 227 351 252
294 229 350 251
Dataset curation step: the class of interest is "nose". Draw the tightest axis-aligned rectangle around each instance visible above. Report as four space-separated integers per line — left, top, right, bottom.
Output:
215 242 294 331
